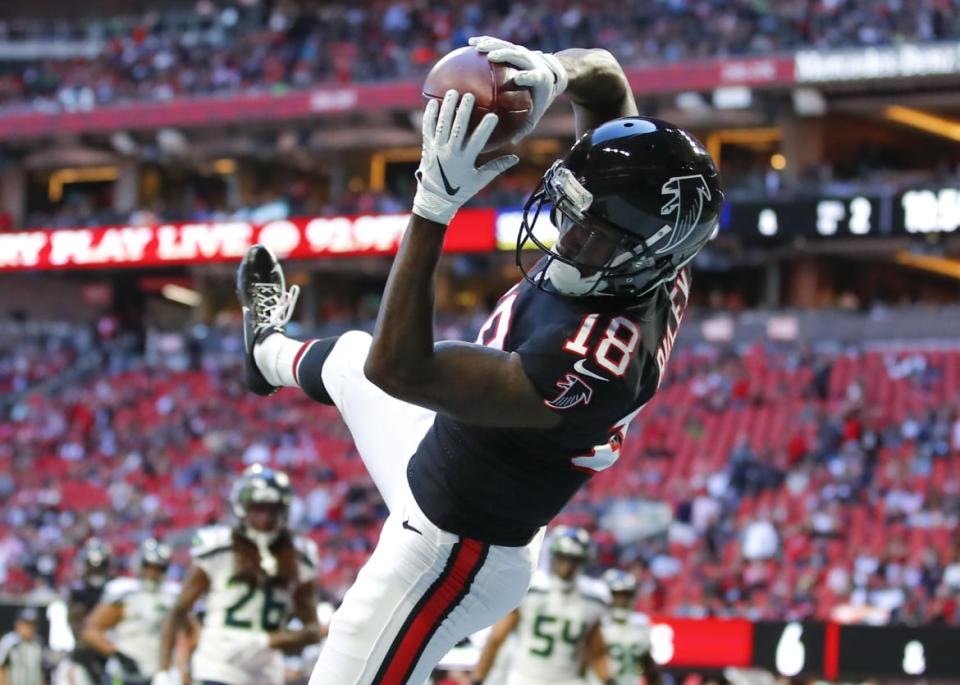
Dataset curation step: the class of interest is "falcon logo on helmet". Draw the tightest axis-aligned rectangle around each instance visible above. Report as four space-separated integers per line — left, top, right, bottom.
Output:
656 175 713 255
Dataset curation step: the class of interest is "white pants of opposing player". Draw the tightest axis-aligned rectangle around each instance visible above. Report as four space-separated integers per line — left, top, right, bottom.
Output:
309 331 544 685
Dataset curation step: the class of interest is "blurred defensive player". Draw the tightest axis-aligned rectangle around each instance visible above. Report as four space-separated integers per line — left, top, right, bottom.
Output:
82 539 179 685
153 465 322 685
238 35 721 685
54 539 113 685
600 570 658 685
471 527 612 685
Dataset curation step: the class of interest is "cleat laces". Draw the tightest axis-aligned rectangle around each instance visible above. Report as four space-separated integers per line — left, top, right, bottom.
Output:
251 281 300 329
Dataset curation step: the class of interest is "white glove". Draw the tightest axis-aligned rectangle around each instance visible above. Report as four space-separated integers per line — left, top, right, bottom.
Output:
150 669 183 685
469 36 568 144
413 89 519 226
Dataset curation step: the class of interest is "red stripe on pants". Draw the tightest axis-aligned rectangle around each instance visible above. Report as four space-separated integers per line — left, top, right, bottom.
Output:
377 538 486 685
291 339 316 385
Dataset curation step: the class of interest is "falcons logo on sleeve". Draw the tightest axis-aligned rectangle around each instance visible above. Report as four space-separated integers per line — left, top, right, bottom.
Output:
545 373 593 410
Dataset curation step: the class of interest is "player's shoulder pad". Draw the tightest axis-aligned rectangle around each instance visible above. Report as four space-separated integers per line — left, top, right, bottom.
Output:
577 575 612 606
528 568 551 593
292 535 319 571
0 631 20 663
0 632 20 652
103 577 140 603
190 525 234 560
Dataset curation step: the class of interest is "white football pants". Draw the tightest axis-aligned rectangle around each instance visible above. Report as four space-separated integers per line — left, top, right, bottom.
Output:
308 331 544 685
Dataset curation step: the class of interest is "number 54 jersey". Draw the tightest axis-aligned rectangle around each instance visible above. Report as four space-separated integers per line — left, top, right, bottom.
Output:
189 525 318 685
509 570 611 685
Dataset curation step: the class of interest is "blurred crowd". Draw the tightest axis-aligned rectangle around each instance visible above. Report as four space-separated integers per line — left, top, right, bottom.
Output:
576 342 960 625
21 159 960 231
2 317 960 626
17 168 531 230
1 0 959 112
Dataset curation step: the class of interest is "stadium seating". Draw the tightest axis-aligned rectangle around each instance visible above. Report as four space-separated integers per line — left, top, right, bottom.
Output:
2 322 958 624
1 1 957 112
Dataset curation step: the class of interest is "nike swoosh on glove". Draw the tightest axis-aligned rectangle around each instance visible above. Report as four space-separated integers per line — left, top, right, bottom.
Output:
413 89 519 226
469 36 568 144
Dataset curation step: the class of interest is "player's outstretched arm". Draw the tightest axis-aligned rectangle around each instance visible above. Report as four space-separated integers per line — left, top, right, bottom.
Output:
157 566 209 674
554 48 638 138
583 621 615 684
81 602 124 659
365 90 561 429
470 609 519 685
67 596 89 649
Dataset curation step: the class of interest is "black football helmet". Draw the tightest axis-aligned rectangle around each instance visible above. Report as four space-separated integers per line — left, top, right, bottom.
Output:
78 538 113 586
518 116 722 299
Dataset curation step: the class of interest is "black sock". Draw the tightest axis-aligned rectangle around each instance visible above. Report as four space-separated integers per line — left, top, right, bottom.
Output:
294 336 340 405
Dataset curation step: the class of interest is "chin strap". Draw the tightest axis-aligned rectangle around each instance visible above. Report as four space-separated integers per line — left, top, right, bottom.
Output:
545 258 603 296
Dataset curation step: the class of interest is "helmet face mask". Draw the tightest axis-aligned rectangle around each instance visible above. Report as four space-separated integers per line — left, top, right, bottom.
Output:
230 464 292 546
519 165 659 298
137 538 171 586
603 569 638 618
517 117 722 300
548 526 593 583
79 539 112 586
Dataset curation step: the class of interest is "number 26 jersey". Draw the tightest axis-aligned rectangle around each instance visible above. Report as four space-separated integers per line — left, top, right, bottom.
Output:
189 525 318 685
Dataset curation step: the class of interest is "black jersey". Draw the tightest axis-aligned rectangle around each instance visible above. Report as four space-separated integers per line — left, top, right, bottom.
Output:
68 579 105 615
408 267 691 546
69 579 108 678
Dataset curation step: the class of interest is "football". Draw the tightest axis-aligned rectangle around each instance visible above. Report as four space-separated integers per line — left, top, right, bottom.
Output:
422 46 533 151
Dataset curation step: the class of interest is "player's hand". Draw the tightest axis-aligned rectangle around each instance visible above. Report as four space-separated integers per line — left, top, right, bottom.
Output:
469 36 568 144
413 89 519 226
150 668 183 685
